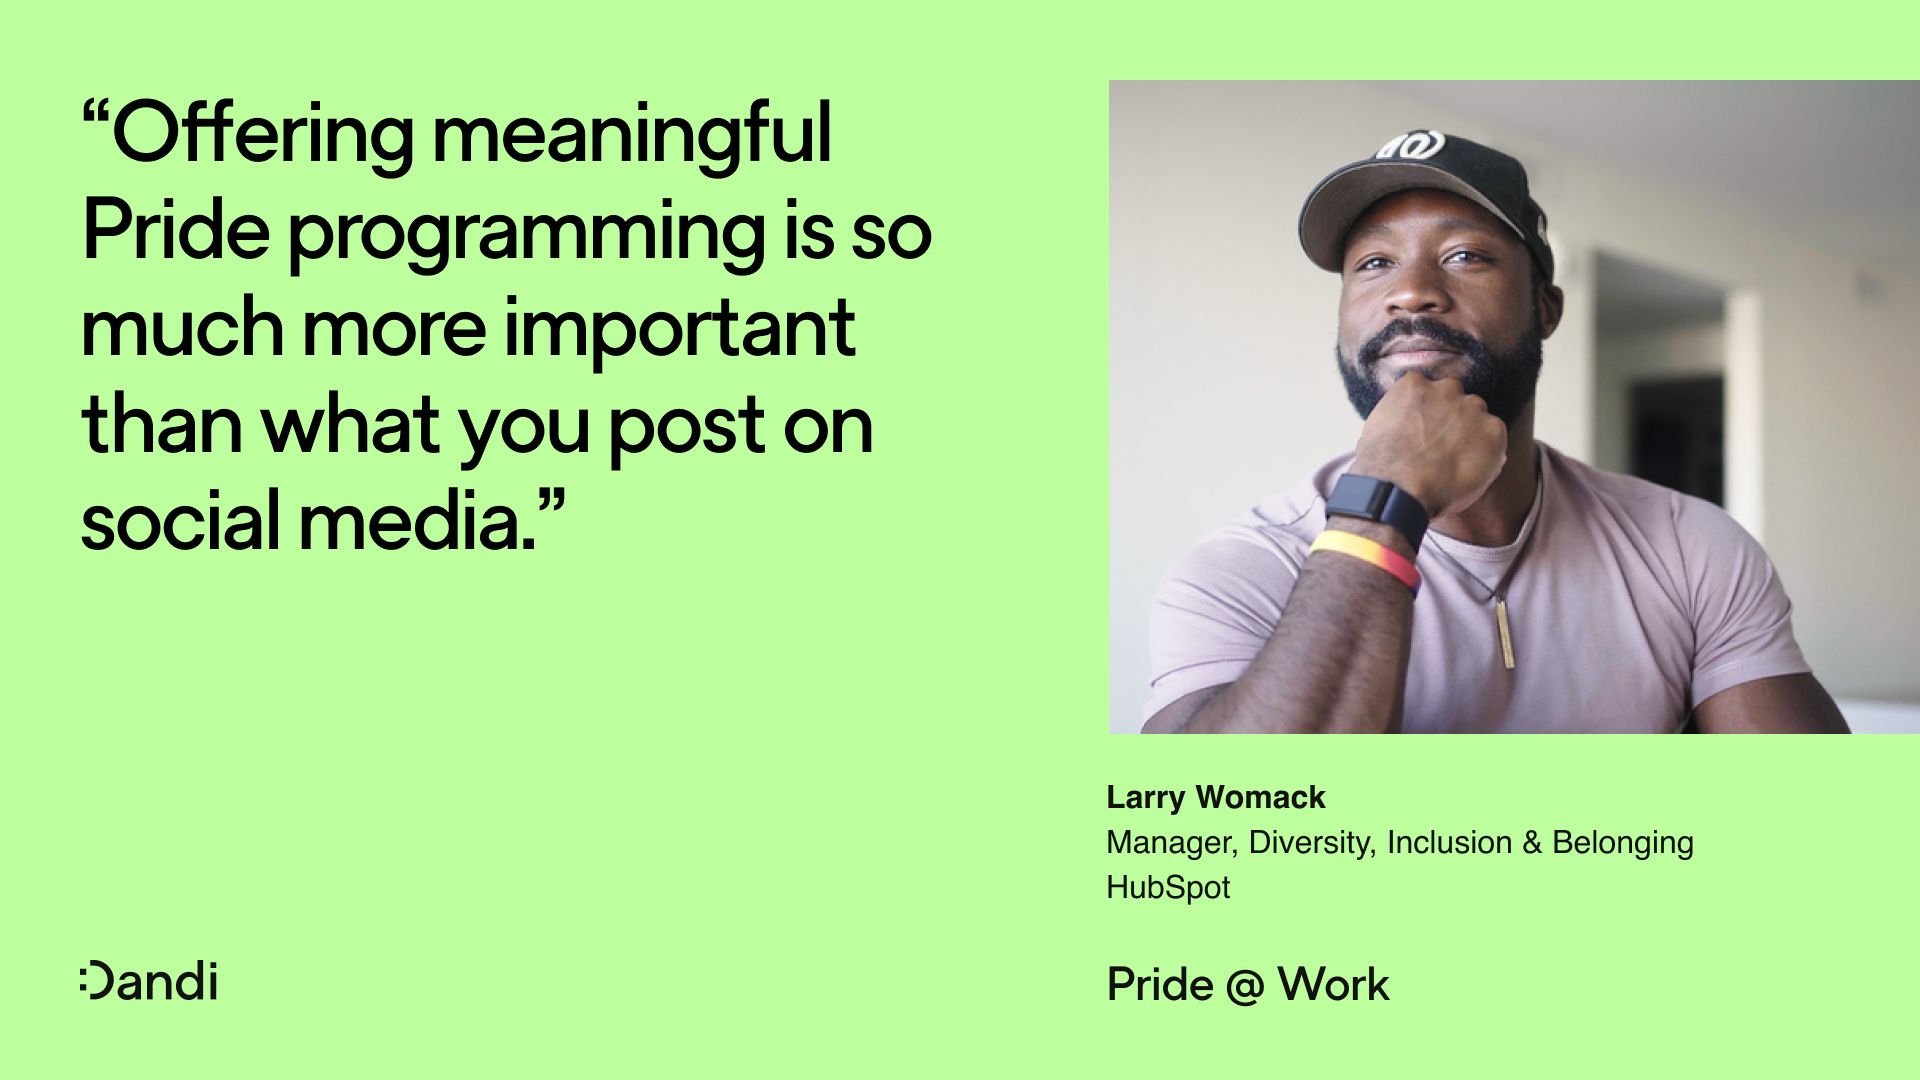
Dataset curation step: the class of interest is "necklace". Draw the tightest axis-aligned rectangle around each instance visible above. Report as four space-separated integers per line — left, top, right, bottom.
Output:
1423 480 1543 672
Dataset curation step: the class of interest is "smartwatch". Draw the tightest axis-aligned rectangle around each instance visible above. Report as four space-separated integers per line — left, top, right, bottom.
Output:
1325 474 1430 553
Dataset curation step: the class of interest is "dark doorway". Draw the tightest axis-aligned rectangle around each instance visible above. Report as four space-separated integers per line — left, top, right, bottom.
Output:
1629 377 1724 506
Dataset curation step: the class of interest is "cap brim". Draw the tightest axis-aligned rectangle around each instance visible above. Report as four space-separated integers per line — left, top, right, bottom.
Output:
1298 161 1525 273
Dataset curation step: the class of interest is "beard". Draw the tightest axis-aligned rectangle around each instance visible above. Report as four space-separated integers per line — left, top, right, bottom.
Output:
1336 315 1543 426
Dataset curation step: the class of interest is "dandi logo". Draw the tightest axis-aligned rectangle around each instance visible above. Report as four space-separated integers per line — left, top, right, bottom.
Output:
1375 131 1447 161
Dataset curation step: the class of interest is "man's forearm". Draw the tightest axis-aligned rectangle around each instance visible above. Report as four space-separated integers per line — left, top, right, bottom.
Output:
1176 519 1416 733
1157 375 1505 733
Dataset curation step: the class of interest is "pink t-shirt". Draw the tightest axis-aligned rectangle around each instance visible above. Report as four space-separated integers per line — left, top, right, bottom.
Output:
1146 444 1810 732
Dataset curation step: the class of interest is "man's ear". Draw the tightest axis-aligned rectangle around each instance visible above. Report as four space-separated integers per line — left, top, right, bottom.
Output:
1537 282 1565 340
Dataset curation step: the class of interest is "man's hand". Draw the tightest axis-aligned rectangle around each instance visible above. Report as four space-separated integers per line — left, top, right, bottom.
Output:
1349 375 1507 518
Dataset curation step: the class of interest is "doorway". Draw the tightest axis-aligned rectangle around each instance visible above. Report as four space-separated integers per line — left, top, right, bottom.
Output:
1592 252 1730 506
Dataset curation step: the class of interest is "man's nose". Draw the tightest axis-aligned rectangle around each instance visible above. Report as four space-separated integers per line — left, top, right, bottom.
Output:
1385 261 1451 315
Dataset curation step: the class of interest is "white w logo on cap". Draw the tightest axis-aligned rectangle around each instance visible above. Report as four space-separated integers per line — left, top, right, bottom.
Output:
1375 130 1447 161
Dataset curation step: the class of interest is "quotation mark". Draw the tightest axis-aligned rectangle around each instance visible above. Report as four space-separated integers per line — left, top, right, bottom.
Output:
83 98 111 121
526 487 565 549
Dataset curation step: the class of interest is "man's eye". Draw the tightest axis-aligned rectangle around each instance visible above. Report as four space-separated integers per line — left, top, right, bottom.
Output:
1446 251 1487 263
1356 256 1390 271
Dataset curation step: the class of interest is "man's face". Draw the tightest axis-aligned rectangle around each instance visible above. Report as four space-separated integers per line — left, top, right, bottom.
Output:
1334 189 1563 425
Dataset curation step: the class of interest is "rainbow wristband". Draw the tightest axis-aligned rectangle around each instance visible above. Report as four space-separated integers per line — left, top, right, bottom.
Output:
1310 530 1421 596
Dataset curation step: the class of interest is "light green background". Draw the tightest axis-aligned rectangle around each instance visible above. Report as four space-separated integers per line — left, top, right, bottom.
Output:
6 4 1915 1076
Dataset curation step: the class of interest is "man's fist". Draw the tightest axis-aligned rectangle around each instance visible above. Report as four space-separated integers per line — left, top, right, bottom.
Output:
1349 374 1507 520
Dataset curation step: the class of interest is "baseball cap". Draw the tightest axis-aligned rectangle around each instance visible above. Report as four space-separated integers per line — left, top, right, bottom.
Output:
1298 129 1555 282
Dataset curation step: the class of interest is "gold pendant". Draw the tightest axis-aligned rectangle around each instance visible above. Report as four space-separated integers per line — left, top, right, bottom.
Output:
1496 599 1515 670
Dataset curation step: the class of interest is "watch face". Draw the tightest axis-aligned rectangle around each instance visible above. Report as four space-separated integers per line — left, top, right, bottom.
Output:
1328 474 1390 520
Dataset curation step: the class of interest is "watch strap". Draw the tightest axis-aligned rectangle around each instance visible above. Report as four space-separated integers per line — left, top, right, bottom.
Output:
1325 473 1430 553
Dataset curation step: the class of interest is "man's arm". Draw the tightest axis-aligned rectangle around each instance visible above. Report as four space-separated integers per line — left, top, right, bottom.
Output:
1145 519 1416 732
1693 674 1850 733
1146 376 1506 733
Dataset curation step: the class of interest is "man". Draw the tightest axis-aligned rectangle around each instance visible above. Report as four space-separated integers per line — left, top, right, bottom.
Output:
1144 130 1848 734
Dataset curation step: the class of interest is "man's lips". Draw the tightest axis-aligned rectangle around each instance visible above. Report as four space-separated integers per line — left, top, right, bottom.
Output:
1373 337 1464 366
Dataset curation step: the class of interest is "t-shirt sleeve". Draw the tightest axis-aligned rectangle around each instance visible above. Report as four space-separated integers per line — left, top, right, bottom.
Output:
1673 494 1811 708
1144 532 1300 721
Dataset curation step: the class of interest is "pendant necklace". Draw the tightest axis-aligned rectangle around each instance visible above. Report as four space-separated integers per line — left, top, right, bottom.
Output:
1424 497 1542 672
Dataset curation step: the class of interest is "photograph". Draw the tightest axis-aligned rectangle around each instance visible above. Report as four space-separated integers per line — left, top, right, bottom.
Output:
1110 81 1920 733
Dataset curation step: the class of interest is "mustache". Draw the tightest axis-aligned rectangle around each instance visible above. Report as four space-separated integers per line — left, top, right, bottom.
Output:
1355 317 1490 368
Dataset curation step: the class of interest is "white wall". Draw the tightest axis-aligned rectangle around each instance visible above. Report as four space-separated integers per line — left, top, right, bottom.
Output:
1110 81 1920 732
